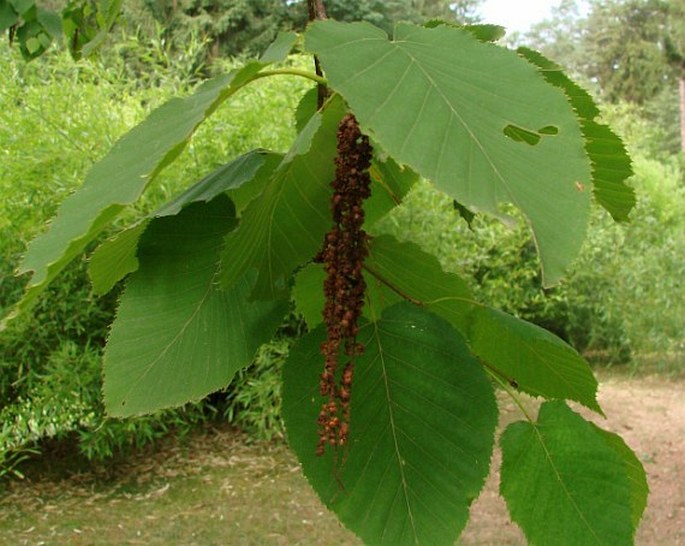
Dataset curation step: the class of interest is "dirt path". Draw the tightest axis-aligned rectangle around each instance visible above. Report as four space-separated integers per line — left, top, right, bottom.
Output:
0 376 683 545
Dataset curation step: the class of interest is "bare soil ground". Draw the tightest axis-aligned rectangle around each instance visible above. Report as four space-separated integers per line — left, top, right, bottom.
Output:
0 374 683 545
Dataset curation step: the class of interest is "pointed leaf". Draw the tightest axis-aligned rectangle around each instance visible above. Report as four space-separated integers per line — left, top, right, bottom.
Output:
89 150 281 295
365 235 475 332
306 21 593 286
103 195 287 416
582 120 635 222
364 235 600 413
294 87 318 133
517 47 635 222
500 401 635 545
283 302 498 546
590 425 649 528
469 307 601 413
4 57 284 329
218 97 346 299
259 30 297 63
89 222 147 296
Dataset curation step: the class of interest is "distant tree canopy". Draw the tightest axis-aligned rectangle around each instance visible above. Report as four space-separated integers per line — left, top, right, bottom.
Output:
526 0 685 153
528 0 683 104
140 0 482 59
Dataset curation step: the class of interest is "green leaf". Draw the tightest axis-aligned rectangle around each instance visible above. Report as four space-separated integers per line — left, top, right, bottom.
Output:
103 195 287 416
292 263 325 327
366 154 418 228
424 20 506 43
500 401 635 545
469 307 601 413
88 222 147 296
9 0 32 16
3 55 290 330
0 2 19 32
294 86 318 133
259 30 297 63
517 47 635 222
582 120 635 222
363 235 600 412
156 149 282 217
218 96 346 299
590 425 649 528
80 0 123 57
35 8 62 40
88 150 281 295
306 21 593 286
365 235 475 332
282 302 498 546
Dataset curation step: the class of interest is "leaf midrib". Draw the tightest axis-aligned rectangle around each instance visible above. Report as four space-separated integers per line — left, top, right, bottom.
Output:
373 320 419 545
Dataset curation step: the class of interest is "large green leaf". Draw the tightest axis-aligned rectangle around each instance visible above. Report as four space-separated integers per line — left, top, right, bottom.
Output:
468 307 601 413
500 401 635 545
283 302 498 545
103 195 287 416
2 33 296 330
517 47 635 222
88 150 281 295
217 96 346 299
306 21 593 286
364 235 600 412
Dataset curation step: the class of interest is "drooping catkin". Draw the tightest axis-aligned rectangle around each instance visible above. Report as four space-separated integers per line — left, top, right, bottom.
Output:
316 113 372 456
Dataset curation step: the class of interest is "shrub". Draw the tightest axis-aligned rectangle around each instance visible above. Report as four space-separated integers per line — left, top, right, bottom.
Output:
0 41 310 472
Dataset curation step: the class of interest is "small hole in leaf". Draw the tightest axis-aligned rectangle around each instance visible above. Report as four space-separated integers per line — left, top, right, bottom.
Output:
538 125 559 135
503 124 541 146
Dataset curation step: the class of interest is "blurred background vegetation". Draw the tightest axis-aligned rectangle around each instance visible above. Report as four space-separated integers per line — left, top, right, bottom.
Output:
1 0 683 477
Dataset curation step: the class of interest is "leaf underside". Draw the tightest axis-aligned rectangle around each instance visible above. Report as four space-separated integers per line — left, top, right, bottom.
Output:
104 196 287 416
364 235 601 412
283 302 498 546
517 47 635 221
3 32 297 329
218 96 346 300
500 401 636 545
294 234 601 413
88 149 281 295
306 20 593 286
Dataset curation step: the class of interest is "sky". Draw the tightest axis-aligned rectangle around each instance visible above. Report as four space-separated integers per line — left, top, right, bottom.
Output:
478 0 562 34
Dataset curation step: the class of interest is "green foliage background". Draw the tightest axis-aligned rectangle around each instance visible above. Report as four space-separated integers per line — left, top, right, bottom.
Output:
0 41 307 473
1 10 683 477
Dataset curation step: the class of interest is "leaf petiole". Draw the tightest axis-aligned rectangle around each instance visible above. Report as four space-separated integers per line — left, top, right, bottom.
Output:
485 367 537 424
255 68 328 85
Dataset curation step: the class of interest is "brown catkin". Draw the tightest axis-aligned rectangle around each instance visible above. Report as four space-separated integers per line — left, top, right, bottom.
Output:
317 113 372 456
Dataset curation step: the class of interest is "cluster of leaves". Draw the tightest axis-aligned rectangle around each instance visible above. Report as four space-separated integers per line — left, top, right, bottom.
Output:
0 0 123 60
3 18 646 546
0 42 307 471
